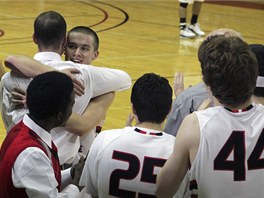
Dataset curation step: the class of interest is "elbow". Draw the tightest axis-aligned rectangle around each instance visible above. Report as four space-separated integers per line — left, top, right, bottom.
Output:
75 126 94 137
125 72 132 89
75 131 85 137
117 71 132 91
4 55 16 69
66 125 94 137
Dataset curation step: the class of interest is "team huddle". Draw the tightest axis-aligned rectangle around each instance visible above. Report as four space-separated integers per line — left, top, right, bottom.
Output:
0 3 264 198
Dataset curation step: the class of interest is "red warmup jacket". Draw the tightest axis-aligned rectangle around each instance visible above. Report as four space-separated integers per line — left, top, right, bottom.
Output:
0 120 61 198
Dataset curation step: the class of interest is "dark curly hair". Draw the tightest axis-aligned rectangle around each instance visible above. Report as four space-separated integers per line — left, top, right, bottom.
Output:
131 73 172 124
198 36 258 107
26 71 74 120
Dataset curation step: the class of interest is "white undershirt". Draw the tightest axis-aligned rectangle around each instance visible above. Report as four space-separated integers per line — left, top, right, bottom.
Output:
12 115 79 198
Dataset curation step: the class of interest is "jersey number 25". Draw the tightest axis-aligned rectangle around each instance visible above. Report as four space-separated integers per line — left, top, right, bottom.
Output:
109 150 166 197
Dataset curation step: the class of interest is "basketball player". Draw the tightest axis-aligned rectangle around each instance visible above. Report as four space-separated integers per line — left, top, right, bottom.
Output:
179 0 205 38
0 72 81 197
165 28 243 136
79 73 187 197
65 25 107 159
1 11 131 166
156 36 264 197
9 25 111 161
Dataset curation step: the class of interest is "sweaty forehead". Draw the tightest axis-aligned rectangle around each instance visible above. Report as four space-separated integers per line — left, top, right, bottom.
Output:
67 32 94 46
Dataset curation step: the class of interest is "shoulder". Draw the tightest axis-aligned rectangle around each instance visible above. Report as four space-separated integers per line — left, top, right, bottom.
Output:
53 60 77 70
97 127 130 138
1 71 10 80
175 113 200 161
255 103 264 110
1 72 31 90
18 146 48 158
183 111 199 124
177 113 200 145
194 106 222 121
14 147 50 172
92 127 131 148
162 132 176 141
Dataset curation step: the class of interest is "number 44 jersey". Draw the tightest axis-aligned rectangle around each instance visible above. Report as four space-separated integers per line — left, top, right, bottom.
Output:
79 126 188 198
190 104 264 198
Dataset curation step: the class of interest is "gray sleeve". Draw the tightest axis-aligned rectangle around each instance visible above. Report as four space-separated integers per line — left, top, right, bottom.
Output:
164 98 193 136
164 83 209 136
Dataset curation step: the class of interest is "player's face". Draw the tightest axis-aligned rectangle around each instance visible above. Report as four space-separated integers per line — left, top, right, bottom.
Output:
65 32 98 65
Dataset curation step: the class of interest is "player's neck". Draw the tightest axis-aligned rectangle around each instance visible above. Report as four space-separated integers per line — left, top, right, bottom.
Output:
251 95 264 105
38 46 62 55
136 122 163 131
223 98 252 110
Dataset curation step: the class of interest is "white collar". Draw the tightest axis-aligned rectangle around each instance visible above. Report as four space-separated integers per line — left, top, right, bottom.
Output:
23 115 52 148
34 52 62 62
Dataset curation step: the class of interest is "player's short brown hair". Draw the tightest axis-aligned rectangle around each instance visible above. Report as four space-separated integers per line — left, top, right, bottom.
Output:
198 36 258 107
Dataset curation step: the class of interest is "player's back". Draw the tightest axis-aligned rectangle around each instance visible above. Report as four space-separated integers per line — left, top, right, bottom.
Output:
96 126 175 197
190 104 264 198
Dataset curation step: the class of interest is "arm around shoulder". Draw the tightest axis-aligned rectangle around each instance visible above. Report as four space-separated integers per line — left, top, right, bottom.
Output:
5 54 54 77
65 92 115 136
87 66 131 97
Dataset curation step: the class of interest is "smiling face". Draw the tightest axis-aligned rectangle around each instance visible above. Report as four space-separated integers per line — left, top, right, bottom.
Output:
65 31 98 64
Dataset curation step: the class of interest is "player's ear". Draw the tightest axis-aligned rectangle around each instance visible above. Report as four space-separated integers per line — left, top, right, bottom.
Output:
131 103 137 115
206 85 212 94
92 50 99 60
62 35 67 49
33 33 38 44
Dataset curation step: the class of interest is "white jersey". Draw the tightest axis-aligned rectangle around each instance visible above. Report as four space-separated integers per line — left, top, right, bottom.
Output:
1 52 131 165
189 104 264 198
80 126 187 198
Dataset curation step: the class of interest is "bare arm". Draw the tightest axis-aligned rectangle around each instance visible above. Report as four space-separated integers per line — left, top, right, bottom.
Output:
65 92 115 136
5 54 54 77
5 55 85 96
156 113 200 197
10 90 115 136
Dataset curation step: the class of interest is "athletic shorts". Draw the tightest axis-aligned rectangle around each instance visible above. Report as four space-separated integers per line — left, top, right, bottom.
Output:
179 0 205 3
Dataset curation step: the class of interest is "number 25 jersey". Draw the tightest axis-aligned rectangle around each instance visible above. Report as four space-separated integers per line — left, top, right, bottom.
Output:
79 126 187 197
